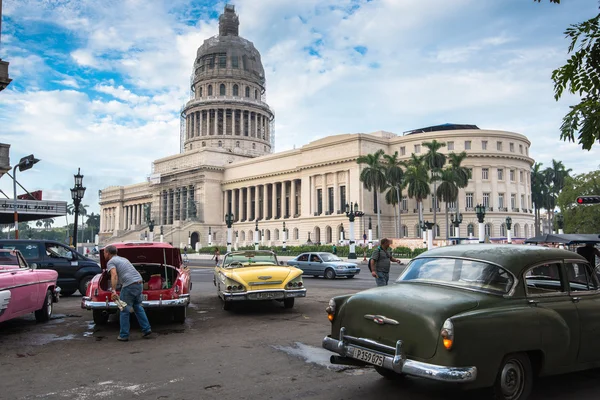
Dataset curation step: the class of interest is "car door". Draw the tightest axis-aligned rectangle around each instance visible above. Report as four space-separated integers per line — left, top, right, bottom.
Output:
524 261 580 369
10 253 40 314
563 260 600 364
0 270 15 321
309 254 324 275
295 254 310 274
43 242 77 290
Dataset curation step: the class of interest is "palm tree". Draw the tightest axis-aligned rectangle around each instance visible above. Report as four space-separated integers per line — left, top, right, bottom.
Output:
43 218 54 230
402 154 430 227
357 150 387 239
447 151 471 233
531 162 546 236
435 168 459 239
385 187 401 237
383 151 404 237
423 140 447 237
36 220 43 229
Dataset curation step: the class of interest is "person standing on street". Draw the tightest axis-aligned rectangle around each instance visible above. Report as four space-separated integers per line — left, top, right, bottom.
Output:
104 245 154 341
212 247 221 266
370 238 401 287
332 244 337 255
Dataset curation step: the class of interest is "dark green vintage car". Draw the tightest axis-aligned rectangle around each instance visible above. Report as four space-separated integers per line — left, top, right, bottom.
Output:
323 244 600 400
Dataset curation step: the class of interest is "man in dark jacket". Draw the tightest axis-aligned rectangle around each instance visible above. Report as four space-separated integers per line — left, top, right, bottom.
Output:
369 238 401 286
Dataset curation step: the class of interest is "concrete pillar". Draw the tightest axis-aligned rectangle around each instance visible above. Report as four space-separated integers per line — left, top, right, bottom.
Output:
272 182 277 219
333 172 339 214
246 187 252 221
238 188 243 221
214 110 218 136
262 185 268 220
233 189 238 221
254 113 258 138
224 109 228 136
200 110 204 136
241 110 245 136
254 184 259 220
291 180 297 217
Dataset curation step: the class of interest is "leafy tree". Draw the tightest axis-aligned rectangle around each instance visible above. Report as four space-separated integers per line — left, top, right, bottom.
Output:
402 154 430 227
435 168 459 239
556 169 600 233
385 186 401 237
43 218 54 230
36 220 43 229
357 150 387 238
422 140 447 237
383 151 404 237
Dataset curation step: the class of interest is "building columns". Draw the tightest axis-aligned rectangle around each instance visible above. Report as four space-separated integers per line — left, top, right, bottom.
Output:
246 187 252 221
291 180 297 217
272 182 277 219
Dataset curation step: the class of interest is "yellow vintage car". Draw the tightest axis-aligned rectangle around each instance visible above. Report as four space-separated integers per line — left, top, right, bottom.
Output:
213 250 306 310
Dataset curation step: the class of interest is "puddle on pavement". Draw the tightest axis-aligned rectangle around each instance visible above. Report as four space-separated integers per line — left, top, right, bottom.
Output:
274 342 367 374
26 333 77 346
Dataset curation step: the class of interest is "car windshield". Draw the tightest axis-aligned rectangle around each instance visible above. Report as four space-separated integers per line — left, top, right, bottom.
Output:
222 251 279 268
320 253 342 262
0 251 20 266
397 257 514 294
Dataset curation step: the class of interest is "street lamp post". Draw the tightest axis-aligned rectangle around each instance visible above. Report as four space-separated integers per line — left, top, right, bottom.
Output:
254 220 259 251
556 214 565 234
70 168 86 251
368 217 373 250
505 216 513 244
12 154 40 239
225 212 234 253
339 224 344 243
451 212 463 244
208 227 212 247
420 221 427 248
282 221 287 251
424 221 434 250
345 202 364 259
187 230 191 248
475 204 486 243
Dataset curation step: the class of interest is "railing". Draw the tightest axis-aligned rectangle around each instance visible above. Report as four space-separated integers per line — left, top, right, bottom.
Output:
185 95 272 111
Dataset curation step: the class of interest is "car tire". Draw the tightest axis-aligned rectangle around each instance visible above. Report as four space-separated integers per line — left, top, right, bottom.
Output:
374 366 405 380
492 353 533 400
34 290 53 323
79 275 93 296
222 300 232 311
283 298 295 308
60 290 76 297
324 268 336 279
173 307 186 323
93 310 109 325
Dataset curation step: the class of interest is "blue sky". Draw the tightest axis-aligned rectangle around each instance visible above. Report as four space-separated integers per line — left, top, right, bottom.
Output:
0 0 598 220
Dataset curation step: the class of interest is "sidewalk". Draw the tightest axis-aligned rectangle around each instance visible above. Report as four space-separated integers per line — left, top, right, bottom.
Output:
185 252 411 265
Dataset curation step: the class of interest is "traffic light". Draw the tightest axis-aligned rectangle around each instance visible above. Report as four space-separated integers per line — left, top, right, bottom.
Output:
576 195 600 204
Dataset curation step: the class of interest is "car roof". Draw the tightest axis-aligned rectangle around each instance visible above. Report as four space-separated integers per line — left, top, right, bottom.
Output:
417 244 587 273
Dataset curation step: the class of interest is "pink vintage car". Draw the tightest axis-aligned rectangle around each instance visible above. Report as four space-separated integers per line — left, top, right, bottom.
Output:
0 249 61 323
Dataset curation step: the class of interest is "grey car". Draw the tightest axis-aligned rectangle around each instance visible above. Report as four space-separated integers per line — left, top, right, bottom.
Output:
287 252 360 279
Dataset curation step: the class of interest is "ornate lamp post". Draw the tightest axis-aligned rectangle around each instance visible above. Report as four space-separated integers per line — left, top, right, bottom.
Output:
451 212 463 243
556 214 565 234
159 225 164 243
367 217 373 250
345 202 364 259
225 212 234 253
420 221 427 247
70 168 86 250
208 226 212 246
12 154 40 239
424 221 434 250
339 224 344 243
505 216 513 244
475 204 486 243
254 220 259 251
282 221 287 251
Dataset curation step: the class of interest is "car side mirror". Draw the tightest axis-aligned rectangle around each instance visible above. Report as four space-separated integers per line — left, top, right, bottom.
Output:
30 263 37 269
279 261 284 265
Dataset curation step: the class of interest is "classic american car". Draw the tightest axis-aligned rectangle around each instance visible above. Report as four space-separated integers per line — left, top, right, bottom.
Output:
214 250 306 310
81 242 191 324
0 249 60 323
287 252 360 279
323 244 600 400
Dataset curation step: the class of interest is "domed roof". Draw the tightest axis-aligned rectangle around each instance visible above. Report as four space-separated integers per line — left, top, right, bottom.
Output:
192 5 265 86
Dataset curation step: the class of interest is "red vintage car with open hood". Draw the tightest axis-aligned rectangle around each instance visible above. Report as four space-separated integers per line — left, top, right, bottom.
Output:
81 242 191 324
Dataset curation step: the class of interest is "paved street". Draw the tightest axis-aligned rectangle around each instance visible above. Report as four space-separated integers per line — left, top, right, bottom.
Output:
2 265 600 400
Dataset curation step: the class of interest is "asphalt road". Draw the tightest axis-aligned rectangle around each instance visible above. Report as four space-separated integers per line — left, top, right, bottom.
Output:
2 268 600 400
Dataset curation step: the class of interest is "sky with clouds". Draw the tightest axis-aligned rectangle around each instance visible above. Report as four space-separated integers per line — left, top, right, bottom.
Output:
0 0 598 219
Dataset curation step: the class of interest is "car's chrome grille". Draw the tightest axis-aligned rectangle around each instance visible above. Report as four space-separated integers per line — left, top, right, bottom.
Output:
249 281 283 285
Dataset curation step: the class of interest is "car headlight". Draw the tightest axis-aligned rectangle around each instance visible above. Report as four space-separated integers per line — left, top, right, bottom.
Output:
286 276 304 288
326 298 336 322
335 266 345 270
225 279 245 292
441 319 454 350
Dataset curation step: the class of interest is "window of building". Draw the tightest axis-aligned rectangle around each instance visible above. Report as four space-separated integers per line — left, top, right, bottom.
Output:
231 56 239 68
199 87 203 97
500 223 506 237
235 141 240 147
208 85 213 96
233 84 239 96
519 170 524 182
340 186 346 212
514 224 520 237
402 225 408 237
328 187 334 214
400 146 406 156
255 89 258 99
483 192 490 208
467 223 474 236
482 168 489 180
189 144 192 150
402 196 408 211
485 223 492 237
414 144 421 153
519 144 523 154
466 192 474 209
521 194 525 209
482 140 487 150
447 141 454 150
317 189 323 215
202 141 206 147
525 146 528 155
220 84 226 96
511 194 516 209
218 141 222 147
207 55 215 69
465 141 471 150
498 193 505 209
252 143 255 149
510 143 515 152
245 86 250 97
497 141 503 151
497 168 504 180
510 170 515 182
218 54 227 68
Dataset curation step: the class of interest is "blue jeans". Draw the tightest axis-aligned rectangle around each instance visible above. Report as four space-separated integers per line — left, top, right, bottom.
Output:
375 271 389 287
119 283 151 339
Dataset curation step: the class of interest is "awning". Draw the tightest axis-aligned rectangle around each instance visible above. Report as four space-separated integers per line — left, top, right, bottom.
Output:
0 198 68 223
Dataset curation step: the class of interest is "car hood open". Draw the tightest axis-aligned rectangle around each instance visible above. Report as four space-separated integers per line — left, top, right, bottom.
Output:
100 245 182 269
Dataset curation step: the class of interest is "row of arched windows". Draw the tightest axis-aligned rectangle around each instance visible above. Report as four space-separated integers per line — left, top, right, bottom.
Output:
197 82 260 100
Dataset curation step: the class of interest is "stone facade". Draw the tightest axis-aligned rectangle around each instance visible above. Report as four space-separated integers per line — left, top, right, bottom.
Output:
98 6 535 248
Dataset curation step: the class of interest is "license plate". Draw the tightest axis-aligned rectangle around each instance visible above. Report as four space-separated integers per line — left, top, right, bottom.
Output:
256 292 280 299
142 294 148 301
353 348 384 366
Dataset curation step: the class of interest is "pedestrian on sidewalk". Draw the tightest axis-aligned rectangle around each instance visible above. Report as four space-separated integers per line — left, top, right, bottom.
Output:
332 244 337 255
104 245 154 341
369 238 401 287
212 247 221 266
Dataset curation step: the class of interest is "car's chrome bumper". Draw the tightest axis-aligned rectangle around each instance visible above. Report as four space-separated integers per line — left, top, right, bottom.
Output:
322 327 477 383
53 287 61 303
81 294 190 310
222 288 306 302
336 269 360 276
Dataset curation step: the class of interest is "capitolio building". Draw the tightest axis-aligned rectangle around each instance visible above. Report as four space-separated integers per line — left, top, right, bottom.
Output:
99 5 535 249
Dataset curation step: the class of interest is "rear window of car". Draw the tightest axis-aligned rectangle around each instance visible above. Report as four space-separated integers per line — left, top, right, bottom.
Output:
397 257 514 294
0 242 41 259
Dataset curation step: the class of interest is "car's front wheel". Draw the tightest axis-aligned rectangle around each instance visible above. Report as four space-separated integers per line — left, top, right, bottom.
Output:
283 298 294 309
493 353 533 400
79 275 93 296
93 310 109 325
374 366 405 380
34 289 53 322
324 268 336 279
